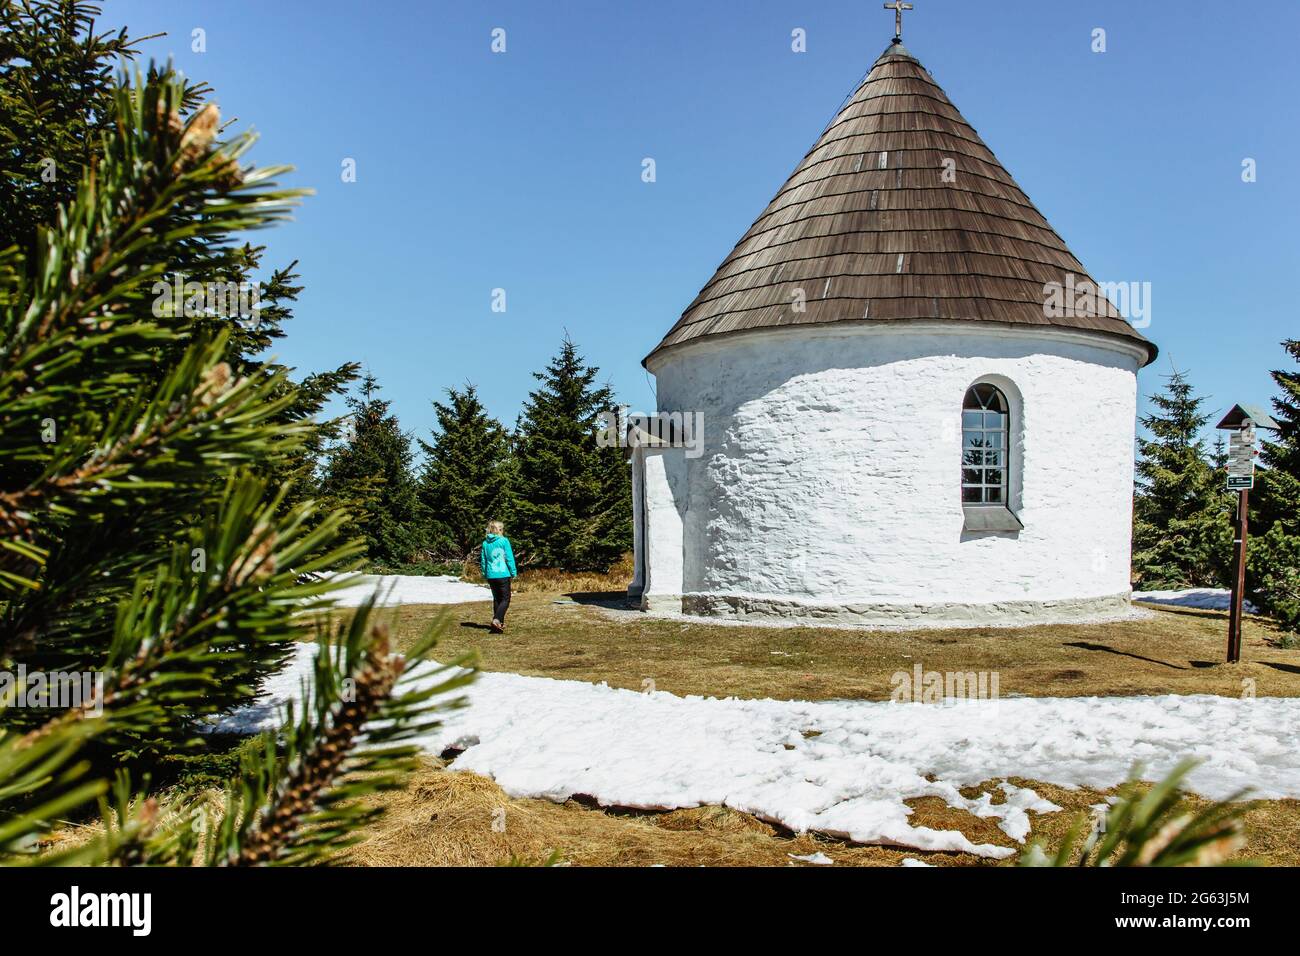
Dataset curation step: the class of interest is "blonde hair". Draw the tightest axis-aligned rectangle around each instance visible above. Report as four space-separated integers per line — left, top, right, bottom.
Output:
486 520 504 536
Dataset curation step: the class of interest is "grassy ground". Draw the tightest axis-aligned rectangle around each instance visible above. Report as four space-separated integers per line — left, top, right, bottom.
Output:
324 571 1300 866
357 592 1300 702
44 577 1299 867
46 760 1298 868
343 759 1300 867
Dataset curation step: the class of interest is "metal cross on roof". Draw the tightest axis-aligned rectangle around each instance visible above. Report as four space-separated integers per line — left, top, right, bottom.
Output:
884 0 913 41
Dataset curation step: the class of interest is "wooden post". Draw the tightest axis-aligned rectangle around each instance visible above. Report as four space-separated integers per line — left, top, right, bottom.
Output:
1227 488 1249 663
1216 406 1276 663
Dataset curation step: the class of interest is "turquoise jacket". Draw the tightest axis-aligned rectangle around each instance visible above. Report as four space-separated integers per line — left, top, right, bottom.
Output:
480 534 517 579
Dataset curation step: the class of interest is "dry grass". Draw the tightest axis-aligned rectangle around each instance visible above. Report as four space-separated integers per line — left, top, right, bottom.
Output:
52 572 1283 868
459 552 635 596
344 759 969 867
312 577 1300 866
35 571 1299 867
344 760 1300 867
43 761 1299 867
367 592 1300 702
37 788 229 863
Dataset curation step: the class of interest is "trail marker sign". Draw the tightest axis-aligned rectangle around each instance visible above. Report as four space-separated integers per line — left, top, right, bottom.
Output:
1214 404 1280 663
1225 424 1257 490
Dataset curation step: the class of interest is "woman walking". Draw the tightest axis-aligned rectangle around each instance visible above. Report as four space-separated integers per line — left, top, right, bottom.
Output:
479 520 517 634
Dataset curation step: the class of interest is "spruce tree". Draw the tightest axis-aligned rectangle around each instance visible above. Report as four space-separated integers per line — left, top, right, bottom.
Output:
1256 339 1300 512
512 338 632 570
1248 340 1300 632
0 0 161 251
591 422 635 567
1132 369 1232 588
320 374 425 569
0 1 358 527
417 385 512 560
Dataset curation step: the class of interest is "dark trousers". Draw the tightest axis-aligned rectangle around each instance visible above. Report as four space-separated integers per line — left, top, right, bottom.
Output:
488 577 512 623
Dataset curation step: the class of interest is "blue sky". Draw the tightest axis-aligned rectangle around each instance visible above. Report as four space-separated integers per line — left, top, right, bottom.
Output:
114 0 1299 440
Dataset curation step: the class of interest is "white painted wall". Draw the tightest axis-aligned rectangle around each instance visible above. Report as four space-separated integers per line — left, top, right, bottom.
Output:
639 447 688 611
643 322 1143 610
629 447 646 594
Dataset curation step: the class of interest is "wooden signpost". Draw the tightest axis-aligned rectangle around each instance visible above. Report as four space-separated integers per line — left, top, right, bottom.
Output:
1215 404 1280 664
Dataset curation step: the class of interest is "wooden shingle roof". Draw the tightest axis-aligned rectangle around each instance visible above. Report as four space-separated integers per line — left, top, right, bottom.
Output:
645 41 1157 366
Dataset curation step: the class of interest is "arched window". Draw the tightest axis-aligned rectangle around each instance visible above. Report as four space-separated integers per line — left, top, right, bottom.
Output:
962 384 1009 505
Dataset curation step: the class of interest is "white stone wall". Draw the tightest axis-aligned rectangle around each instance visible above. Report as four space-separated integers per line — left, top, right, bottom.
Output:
629 446 646 595
643 322 1144 614
639 448 688 612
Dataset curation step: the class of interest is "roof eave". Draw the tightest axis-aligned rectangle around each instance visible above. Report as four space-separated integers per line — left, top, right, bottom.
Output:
643 316 1157 370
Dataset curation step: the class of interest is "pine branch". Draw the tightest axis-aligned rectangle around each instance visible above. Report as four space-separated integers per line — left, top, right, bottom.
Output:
1020 761 1252 867
1 24 465 872
200 605 474 867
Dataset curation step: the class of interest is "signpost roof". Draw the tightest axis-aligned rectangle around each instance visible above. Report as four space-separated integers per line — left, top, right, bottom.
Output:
1215 403 1280 431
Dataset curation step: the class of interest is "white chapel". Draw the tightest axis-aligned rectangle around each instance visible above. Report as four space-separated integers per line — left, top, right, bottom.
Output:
627 28 1157 626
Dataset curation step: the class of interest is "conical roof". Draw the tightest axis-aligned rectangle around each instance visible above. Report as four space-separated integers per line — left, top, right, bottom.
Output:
645 41 1156 366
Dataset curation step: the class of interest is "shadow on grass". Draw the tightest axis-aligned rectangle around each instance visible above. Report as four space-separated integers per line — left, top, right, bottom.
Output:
1064 641 1187 670
1187 659 1300 674
567 590 636 610
1259 660 1300 676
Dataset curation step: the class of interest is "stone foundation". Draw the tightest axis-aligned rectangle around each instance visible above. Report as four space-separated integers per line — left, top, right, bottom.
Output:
662 591 1135 627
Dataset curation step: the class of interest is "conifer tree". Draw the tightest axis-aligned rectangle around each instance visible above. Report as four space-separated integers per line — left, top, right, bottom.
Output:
320 374 425 569
1248 340 1300 633
0 0 161 251
1256 339 1300 516
0 2 357 499
1210 434 1228 471
417 385 512 560
0 5 468 865
1132 370 1232 588
512 338 632 570
591 423 635 566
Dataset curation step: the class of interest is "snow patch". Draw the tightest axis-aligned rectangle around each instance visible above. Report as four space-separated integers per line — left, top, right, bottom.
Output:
223 645 1300 858
789 851 834 865
322 573 490 607
1133 588 1258 614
